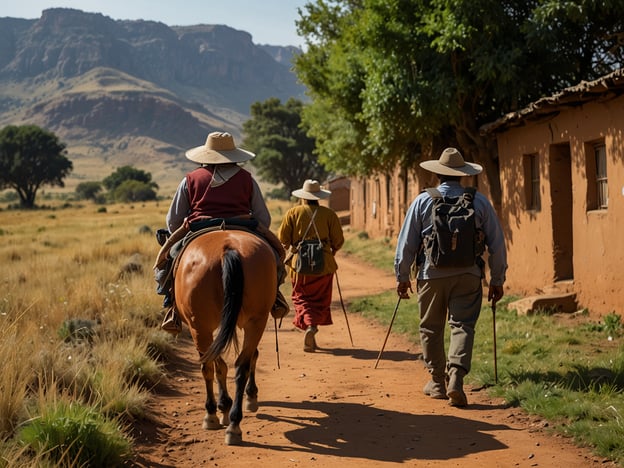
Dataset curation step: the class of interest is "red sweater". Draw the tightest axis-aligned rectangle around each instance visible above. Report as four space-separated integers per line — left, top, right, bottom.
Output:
185 166 253 224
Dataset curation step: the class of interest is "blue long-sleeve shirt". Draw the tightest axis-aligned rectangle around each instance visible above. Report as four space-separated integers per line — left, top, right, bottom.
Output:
394 181 507 286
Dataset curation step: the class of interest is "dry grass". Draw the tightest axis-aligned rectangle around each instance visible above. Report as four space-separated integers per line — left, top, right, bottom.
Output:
0 200 170 461
0 197 291 463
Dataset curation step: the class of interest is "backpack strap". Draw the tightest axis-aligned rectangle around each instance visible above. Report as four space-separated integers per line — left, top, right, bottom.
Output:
426 186 477 201
425 187 442 199
297 207 321 250
464 186 477 197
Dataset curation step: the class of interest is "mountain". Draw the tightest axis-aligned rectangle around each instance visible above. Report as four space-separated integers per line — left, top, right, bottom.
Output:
0 8 306 193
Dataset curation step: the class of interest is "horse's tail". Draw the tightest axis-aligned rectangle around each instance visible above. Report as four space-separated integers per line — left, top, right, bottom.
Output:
202 248 243 363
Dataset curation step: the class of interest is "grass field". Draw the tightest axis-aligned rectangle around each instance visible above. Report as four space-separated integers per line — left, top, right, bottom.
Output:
1 199 623 466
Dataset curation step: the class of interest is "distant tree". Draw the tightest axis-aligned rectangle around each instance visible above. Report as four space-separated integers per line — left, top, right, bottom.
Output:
102 166 158 192
112 179 157 202
0 125 73 208
243 97 327 195
75 181 103 201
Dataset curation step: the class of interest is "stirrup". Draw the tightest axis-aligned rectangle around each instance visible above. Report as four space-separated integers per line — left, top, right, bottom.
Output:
161 307 182 335
271 291 290 319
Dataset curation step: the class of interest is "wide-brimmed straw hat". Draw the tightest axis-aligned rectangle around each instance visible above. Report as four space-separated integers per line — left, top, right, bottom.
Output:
420 148 482 176
185 132 255 164
291 179 332 200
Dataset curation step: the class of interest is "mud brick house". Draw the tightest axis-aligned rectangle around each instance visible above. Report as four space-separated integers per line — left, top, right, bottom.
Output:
325 176 351 225
481 69 624 316
348 159 488 240
348 69 623 315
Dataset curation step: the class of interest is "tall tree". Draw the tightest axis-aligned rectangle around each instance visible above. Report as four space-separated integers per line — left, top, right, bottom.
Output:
0 125 72 208
243 97 328 195
295 0 624 207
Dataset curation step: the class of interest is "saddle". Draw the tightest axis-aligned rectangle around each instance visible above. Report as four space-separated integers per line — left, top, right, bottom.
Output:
156 216 283 302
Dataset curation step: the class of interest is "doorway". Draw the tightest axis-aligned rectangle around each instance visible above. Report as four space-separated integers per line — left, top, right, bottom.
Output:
549 144 574 281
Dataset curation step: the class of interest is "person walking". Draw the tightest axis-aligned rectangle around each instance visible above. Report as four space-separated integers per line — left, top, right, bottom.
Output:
154 131 289 334
394 147 507 407
278 179 345 352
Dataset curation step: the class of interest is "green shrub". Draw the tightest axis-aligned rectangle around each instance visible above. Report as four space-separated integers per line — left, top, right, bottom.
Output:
112 180 157 203
18 401 131 467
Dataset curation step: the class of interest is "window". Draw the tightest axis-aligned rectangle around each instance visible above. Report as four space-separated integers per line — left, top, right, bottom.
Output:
595 144 608 209
523 153 540 211
586 141 608 211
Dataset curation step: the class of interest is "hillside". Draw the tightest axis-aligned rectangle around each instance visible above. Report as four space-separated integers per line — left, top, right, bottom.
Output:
0 8 306 194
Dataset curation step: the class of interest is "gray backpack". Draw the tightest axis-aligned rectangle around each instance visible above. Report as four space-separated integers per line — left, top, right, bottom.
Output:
422 187 484 268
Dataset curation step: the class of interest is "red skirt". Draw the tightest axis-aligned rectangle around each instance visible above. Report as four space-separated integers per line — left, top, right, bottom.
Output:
291 273 334 331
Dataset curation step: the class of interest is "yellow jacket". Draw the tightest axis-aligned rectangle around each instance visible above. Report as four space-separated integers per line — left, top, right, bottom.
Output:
278 204 345 277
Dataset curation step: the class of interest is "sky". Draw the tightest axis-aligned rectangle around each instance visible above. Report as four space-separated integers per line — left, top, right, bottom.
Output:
2 0 309 47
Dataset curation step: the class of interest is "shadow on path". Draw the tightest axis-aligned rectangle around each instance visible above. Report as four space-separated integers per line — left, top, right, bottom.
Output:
246 399 514 463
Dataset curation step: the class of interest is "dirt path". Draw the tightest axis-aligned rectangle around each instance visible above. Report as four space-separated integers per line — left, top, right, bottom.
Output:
130 252 613 467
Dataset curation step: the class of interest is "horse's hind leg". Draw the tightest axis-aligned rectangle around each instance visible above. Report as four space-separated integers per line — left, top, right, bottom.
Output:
224 355 252 446
244 348 260 412
214 356 232 426
200 361 221 430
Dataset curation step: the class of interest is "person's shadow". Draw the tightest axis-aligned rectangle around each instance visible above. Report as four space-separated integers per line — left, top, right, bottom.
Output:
314 345 422 363
249 399 514 462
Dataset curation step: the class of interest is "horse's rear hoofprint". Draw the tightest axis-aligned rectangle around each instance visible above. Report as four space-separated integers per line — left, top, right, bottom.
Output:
173 229 277 445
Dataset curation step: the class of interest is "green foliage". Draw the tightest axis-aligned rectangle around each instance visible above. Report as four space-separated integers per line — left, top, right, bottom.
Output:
604 312 623 337
295 0 624 204
102 165 157 192
111 180 157 203
265 186 291 200
17 401 131 467
75 181 103 201
58 318 98 343
0 125 72 208
243 97 328 193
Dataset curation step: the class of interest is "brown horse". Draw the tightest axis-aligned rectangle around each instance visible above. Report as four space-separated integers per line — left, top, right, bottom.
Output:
173 228 276 445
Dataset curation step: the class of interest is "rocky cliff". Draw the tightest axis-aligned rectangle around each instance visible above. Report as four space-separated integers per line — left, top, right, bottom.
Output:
0 8 305 192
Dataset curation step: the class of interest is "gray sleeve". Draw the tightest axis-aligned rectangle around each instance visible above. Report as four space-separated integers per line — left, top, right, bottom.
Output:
250 178 271 228
166 178 190 232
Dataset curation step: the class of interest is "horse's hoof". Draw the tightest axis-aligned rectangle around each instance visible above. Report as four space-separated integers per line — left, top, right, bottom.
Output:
225 425 243 445
203 414 221 430
245 397 259 412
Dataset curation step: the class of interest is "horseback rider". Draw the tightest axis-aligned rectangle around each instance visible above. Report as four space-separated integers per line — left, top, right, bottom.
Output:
154 131 289 334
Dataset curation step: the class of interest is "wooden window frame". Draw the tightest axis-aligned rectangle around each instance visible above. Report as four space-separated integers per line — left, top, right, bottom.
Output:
585 141 608 211
523 153 540 211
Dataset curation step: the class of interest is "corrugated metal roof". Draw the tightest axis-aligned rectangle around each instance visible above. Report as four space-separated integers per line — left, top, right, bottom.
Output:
480 68 624 135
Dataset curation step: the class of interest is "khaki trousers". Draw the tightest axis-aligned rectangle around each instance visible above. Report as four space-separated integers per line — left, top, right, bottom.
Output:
417 274 482 378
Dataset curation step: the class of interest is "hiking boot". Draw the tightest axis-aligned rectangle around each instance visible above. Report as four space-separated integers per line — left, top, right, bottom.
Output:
423 380 448 399
447 369 468 407
271 290 290 319
161 307 182 336
303 325 318 352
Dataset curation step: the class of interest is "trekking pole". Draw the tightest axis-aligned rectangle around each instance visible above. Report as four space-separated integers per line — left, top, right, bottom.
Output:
374 297 401 369
273 317 280 369
334 271 354 346
492 301 498 384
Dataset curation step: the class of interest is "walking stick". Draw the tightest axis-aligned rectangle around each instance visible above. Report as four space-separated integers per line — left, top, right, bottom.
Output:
334 272 354 346
374 297 401 369
274 317 280 369
492 301 498 384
